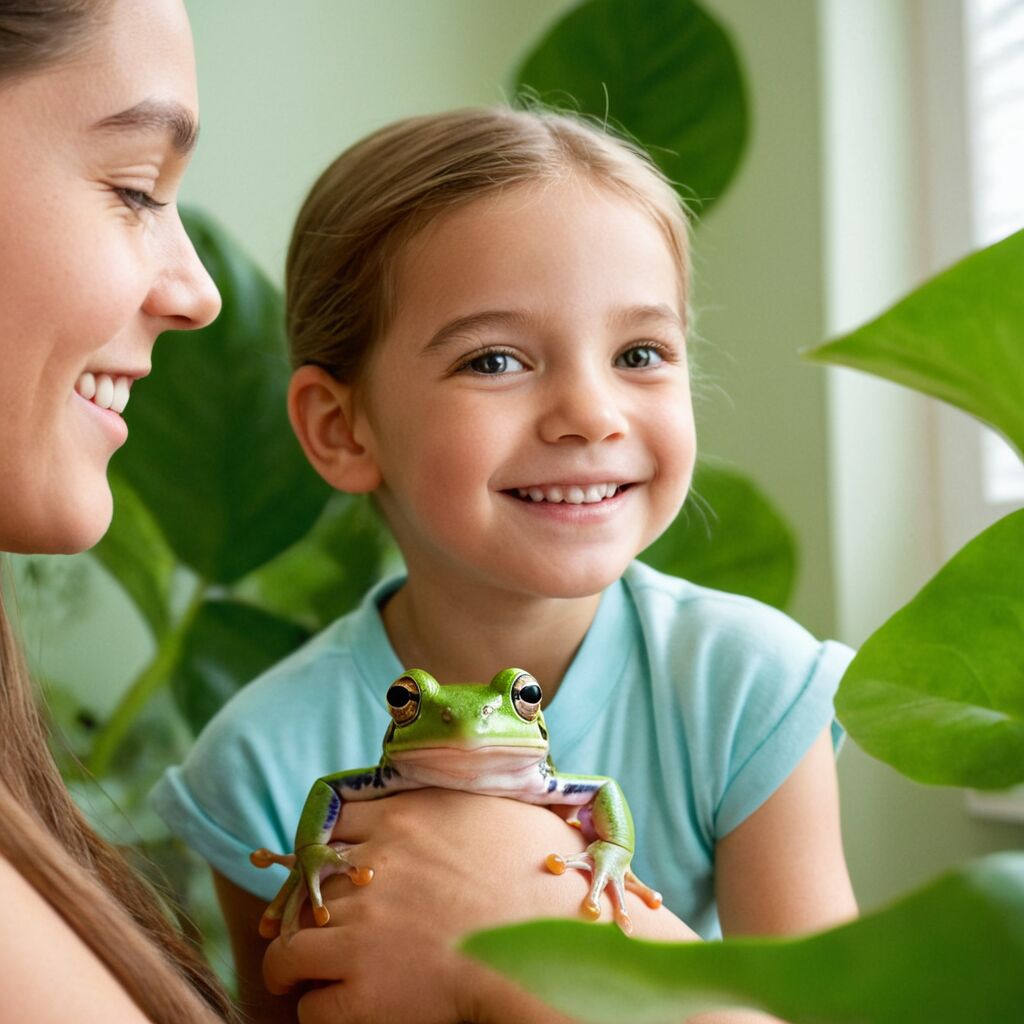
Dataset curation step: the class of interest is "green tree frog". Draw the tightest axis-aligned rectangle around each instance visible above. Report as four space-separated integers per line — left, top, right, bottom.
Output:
251 667 662 938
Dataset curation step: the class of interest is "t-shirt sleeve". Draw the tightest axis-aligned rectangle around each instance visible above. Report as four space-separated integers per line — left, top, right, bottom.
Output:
149 692 299 900
712 635 854 839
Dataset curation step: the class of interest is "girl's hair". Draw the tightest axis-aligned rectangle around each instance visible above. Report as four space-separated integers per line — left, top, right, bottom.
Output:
0 5 236 1022
287 105 691 381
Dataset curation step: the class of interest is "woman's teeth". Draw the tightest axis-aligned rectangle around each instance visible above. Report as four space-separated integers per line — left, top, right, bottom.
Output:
75 372 131 415
515 483 621 504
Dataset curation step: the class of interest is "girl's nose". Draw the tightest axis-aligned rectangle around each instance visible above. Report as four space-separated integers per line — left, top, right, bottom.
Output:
538 372 629 444
142 213 222 331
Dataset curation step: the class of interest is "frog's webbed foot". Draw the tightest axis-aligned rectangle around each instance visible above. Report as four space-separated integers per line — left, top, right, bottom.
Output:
546 840 662 935
250 841 373 941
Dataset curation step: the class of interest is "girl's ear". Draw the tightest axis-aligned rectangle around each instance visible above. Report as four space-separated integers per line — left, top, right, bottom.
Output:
287 365 382 493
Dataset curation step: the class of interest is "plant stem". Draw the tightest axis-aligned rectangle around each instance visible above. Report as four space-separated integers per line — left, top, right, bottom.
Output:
87 585 205 778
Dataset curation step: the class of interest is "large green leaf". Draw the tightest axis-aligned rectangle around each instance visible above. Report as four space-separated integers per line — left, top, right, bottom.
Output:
835 509 1024 790
464 853 1024 1024
514 0 748 212
805 229 1024 457
171 599 310 735
91 472 174 639
238 494 396 632
639 461 796 609
111 208 330 584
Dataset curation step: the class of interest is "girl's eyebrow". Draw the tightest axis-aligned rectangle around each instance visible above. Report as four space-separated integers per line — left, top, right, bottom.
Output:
423 310 532 353
90 98 199 155
423 303 684 354
609 303 684 332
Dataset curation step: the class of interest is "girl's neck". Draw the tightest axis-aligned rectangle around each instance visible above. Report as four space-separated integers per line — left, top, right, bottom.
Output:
379 572 603 702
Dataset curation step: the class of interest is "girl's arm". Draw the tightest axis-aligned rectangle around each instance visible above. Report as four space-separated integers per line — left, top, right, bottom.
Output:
714 725 858 936
680 726 859 1024
213 870 301 1024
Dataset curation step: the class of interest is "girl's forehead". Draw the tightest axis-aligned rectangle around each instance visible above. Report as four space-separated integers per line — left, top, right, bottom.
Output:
384 178 684 330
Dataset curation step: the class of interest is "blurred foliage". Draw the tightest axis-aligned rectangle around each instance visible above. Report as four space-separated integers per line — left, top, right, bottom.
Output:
515 0 748 212
466 853 1024 1024
640 460 796 609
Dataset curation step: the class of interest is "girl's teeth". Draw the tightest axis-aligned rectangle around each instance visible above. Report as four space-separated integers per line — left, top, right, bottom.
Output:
75 373 131 414
516 484 621 504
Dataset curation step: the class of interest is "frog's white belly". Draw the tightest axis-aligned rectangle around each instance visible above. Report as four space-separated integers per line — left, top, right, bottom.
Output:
386 745 551 798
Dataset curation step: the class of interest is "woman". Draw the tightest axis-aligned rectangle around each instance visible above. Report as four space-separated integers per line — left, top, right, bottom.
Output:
0 1 234 1020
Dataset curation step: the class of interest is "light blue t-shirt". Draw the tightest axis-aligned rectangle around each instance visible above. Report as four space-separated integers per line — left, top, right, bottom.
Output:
151 562 852 939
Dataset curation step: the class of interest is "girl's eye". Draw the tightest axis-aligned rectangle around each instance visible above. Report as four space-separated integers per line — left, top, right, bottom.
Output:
616 344 665 370
460 350 526 376
115 187 168 213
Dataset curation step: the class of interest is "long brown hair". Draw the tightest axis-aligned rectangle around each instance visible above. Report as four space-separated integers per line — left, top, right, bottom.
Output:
0 4 235 1021
286 105 691 383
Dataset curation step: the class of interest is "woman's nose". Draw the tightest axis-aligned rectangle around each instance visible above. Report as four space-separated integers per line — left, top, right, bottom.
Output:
538 371 629 444
143 213 222 331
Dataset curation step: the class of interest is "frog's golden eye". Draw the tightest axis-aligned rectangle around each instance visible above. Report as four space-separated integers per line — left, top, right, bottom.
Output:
511 673 543 722
386 676 421 726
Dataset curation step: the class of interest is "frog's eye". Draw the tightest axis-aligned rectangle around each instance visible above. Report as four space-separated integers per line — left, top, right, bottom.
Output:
511 673 543 722
386 676 421 726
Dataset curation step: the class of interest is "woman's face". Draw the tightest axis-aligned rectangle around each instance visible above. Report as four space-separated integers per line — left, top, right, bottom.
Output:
0 0 220 554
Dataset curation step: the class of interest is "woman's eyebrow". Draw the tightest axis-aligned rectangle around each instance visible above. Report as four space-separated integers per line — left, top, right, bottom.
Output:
91 98 199 154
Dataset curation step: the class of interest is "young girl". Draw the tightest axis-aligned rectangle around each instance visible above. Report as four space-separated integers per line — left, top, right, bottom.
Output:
153 107 858 1023
0 1 236 1021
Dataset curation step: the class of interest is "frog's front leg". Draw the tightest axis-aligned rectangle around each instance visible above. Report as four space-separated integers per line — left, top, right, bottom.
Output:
544 775 662 934
251 765 417 940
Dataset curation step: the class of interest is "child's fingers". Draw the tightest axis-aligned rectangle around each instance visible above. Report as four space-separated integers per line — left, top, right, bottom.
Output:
262 926 350 996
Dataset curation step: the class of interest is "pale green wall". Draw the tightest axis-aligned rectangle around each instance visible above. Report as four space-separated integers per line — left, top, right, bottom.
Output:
181 0 573 283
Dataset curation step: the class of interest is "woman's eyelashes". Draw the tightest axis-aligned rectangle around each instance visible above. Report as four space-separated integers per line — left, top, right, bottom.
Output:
114 186 168 213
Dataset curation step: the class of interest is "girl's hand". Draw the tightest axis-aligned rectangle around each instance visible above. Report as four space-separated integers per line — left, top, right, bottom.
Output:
261 788 693 1024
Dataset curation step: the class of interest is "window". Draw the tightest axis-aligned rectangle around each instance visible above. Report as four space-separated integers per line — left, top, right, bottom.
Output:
960 0 1024 821
966 0 1024 510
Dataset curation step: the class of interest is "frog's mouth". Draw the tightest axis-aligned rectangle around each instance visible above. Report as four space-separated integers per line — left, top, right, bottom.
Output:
388 744 547 785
